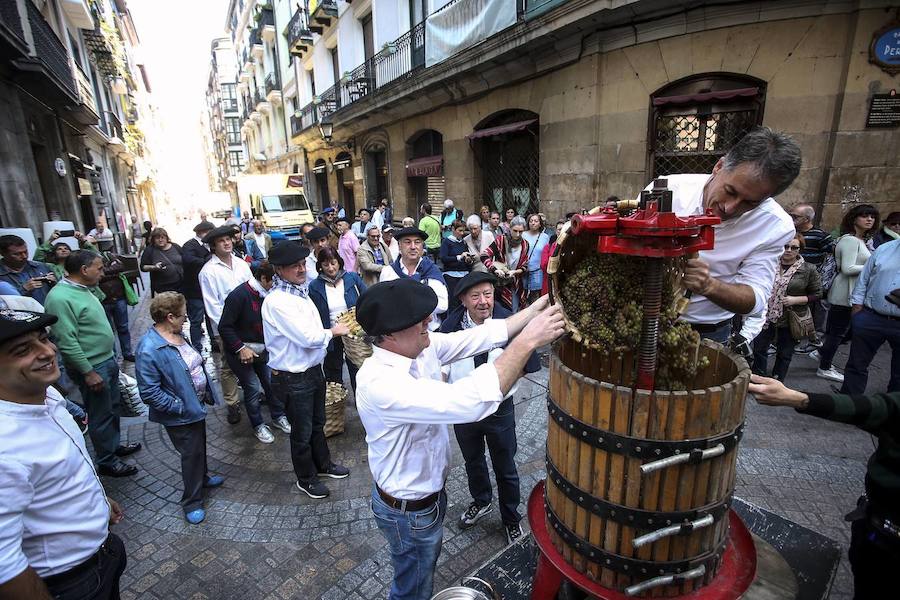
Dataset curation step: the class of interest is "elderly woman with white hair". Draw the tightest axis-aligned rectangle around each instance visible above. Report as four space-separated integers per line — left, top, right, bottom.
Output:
440 199 463 239
463 214 495 274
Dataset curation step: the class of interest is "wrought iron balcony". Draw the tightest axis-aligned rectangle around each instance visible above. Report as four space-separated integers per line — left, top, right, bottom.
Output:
264 72 280 94
286 6 313 57
255 5 275 42
71 61 100 125
24 0 76 99
104 110 124 141
308 0 337 35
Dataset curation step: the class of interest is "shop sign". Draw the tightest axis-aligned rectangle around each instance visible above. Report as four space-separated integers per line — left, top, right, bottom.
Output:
77 177 93 196
870 23 900 75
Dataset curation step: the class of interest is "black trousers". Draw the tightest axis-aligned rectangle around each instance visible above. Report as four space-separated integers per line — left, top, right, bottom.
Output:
453 397 521 525
323 338 359 393
819 305 852 369
271 368 331 485
43 533 127 600
849 517 900 599
164 420 208 513
751 324 797 381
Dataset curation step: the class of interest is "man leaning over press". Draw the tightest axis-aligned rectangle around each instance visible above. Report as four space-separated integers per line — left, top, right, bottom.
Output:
641 127 801 343
355 279 565 600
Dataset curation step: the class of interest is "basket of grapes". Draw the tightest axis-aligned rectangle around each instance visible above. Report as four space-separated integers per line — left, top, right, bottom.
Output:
335 307 372 367
547 207 709 390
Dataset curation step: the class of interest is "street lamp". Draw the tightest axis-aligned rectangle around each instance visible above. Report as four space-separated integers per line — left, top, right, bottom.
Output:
317 115 353 150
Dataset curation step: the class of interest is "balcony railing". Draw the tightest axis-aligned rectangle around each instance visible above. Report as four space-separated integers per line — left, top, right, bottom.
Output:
286 6 313 56
25 0 76 97
253 87 265 110
73 62 98 115
105 110 123 140
264 72 280 94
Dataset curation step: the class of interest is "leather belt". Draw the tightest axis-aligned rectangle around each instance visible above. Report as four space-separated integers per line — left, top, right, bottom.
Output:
689 318 732 334
867 307 900 322
377 486 441 512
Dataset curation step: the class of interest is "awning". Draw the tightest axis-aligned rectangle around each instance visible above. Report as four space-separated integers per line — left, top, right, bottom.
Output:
653 87 758 107
287 174 303 187
406 155 443 178
312 164 326 174
466 119 537 141
333 158 351 170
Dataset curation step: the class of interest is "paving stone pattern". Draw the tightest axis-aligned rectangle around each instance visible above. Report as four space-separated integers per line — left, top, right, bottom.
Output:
102 287 888 599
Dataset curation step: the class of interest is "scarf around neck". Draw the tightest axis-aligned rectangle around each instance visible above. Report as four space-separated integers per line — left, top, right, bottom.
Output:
766 257 804 323
272 274 309 298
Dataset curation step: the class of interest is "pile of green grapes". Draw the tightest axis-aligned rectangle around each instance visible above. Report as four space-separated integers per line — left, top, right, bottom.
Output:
559 253 709 390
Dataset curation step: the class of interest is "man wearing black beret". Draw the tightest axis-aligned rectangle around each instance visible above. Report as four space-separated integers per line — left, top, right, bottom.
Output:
439 272 540 544
355 278 565 600
378 227 447 331
303 227 331 282
261 242 351 499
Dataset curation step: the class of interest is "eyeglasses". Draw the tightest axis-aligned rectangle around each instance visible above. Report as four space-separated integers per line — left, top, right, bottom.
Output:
784 245 801 250
788 214 805 220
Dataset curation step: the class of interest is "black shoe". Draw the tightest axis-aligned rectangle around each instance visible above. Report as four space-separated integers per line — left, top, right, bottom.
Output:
98 462 138 477
115 442 142 457
317 463 350 479
505 522 524 544
227 405 241 424
296 480 330 499
122 354 136 363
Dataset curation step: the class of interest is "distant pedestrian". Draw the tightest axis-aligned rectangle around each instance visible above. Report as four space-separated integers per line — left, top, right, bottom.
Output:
0 308 127 599
87 221 114 252
382 224 399 259
522 214 550 304
439 220 473 312
337 218 360 273
139 228 183 296
440 199 463 239
135 292 224 524
357 226 393 287
129 215 143 254
417 204 442 262
181 221 215 350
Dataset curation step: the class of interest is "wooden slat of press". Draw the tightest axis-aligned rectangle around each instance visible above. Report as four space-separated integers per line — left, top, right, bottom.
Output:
573 372 597 574
716 381 741 549
655 390 688 567
617 388 651 590
601 384 632 588
564 371 584 572
698 386 724 556
558 361 580 565
588 382 615 582
547 351 563 553
637 389 669 568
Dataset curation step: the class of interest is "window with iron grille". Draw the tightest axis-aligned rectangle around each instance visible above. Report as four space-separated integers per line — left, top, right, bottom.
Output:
475 110 540 217
649 75 765 178
228 150 244 175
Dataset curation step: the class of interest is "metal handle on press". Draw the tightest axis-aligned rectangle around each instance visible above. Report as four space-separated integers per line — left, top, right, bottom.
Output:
640 443 725 475
631 514 715 548
624 566 706 596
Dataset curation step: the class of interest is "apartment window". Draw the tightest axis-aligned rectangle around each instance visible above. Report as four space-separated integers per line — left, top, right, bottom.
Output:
410 0 426 27
228 150 245 174
220 83 238 112
361 14 375 61
226 118 241 144
330 48 340 88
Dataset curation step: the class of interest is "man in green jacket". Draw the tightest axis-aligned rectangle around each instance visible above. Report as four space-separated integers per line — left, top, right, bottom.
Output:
417 203 442 262
44 250 139 477
749 375 900 599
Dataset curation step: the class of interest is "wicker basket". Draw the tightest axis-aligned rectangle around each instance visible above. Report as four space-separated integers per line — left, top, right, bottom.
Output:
336 308 373 367
324 382 347 438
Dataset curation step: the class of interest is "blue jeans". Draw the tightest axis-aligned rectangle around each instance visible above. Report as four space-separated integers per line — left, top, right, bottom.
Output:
186 298 207 350
453 396 520 525
104 298 132 357
371 486 447 600
223 351 284 427
271 368 330 484
840 308 900 395
70 357 121 467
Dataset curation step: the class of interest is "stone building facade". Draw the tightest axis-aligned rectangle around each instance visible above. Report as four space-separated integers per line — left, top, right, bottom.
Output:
287 0 898 228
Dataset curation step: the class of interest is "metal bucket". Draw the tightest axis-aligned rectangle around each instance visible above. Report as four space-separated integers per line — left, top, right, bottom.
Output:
430 577 500 600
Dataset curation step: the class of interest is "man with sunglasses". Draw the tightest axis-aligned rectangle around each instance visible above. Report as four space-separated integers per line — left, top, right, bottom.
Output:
0 309 127 600
788 203 834 348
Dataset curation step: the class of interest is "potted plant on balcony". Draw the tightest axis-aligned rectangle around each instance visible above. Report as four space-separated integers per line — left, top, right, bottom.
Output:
381 42 397 55
340 71 352 85
312 95 322 105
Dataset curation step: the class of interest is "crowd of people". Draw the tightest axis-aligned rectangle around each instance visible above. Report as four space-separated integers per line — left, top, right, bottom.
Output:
0 126 897 600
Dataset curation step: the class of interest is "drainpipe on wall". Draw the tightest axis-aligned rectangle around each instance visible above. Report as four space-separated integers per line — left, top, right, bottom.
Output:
814 9 859 229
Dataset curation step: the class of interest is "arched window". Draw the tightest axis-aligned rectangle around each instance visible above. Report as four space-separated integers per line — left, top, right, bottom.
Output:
313 158 330 210
649 74 766 177
469 109 539 217
334 151 355 215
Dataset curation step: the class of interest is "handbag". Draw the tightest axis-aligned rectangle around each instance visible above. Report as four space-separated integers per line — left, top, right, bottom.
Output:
118 372 146 417
787 306 816 341
119 274 139 306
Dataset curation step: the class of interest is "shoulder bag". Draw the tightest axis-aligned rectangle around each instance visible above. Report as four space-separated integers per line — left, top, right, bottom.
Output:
787 306 816 340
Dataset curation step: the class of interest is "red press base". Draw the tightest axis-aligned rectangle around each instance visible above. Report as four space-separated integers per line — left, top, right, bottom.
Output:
527 481 757 600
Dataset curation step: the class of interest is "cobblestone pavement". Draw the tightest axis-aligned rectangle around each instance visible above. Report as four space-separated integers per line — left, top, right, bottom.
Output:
100 284 888 599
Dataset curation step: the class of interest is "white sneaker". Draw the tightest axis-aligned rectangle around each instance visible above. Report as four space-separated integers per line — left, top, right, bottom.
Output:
254 424 275 444
808 349 820 361
272 416 292 434
816 367 844 383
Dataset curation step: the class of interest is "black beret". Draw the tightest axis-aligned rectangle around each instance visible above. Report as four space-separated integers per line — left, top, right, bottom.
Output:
356 279 438 336
193 221 215 234
305 227 330 242
358 208 371 216
393 227 427 241
268 241 310 266
0 309 57 345
454 271 497 298
203 225 237 244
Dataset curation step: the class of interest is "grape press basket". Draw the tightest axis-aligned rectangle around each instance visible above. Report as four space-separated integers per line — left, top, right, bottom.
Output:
536 180 758 598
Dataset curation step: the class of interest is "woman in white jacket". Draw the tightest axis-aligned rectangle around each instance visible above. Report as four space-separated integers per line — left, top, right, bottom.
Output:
816 204 880 382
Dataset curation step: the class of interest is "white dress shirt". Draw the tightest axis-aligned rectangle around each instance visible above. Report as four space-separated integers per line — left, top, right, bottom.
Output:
378 259 449 330
356 319 508 499
371 208 385 230
386 238 399 259
306 254 318 281
647 174 795 324
198 254 253 334
262 287 332 372
0 387 109 582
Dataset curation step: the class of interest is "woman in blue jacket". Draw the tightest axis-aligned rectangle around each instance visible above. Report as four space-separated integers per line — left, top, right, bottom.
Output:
135 292 223 525
309 246 367 393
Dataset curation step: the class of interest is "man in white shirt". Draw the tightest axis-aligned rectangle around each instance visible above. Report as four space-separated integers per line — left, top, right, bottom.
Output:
379 227 448 330
647 127 801 343
382 224 399 258
199 225 253 424
262 242 351 500
246 220 272 258
355 279 565 600
87 221 114 252
351 208 376 242
0 309 126 600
